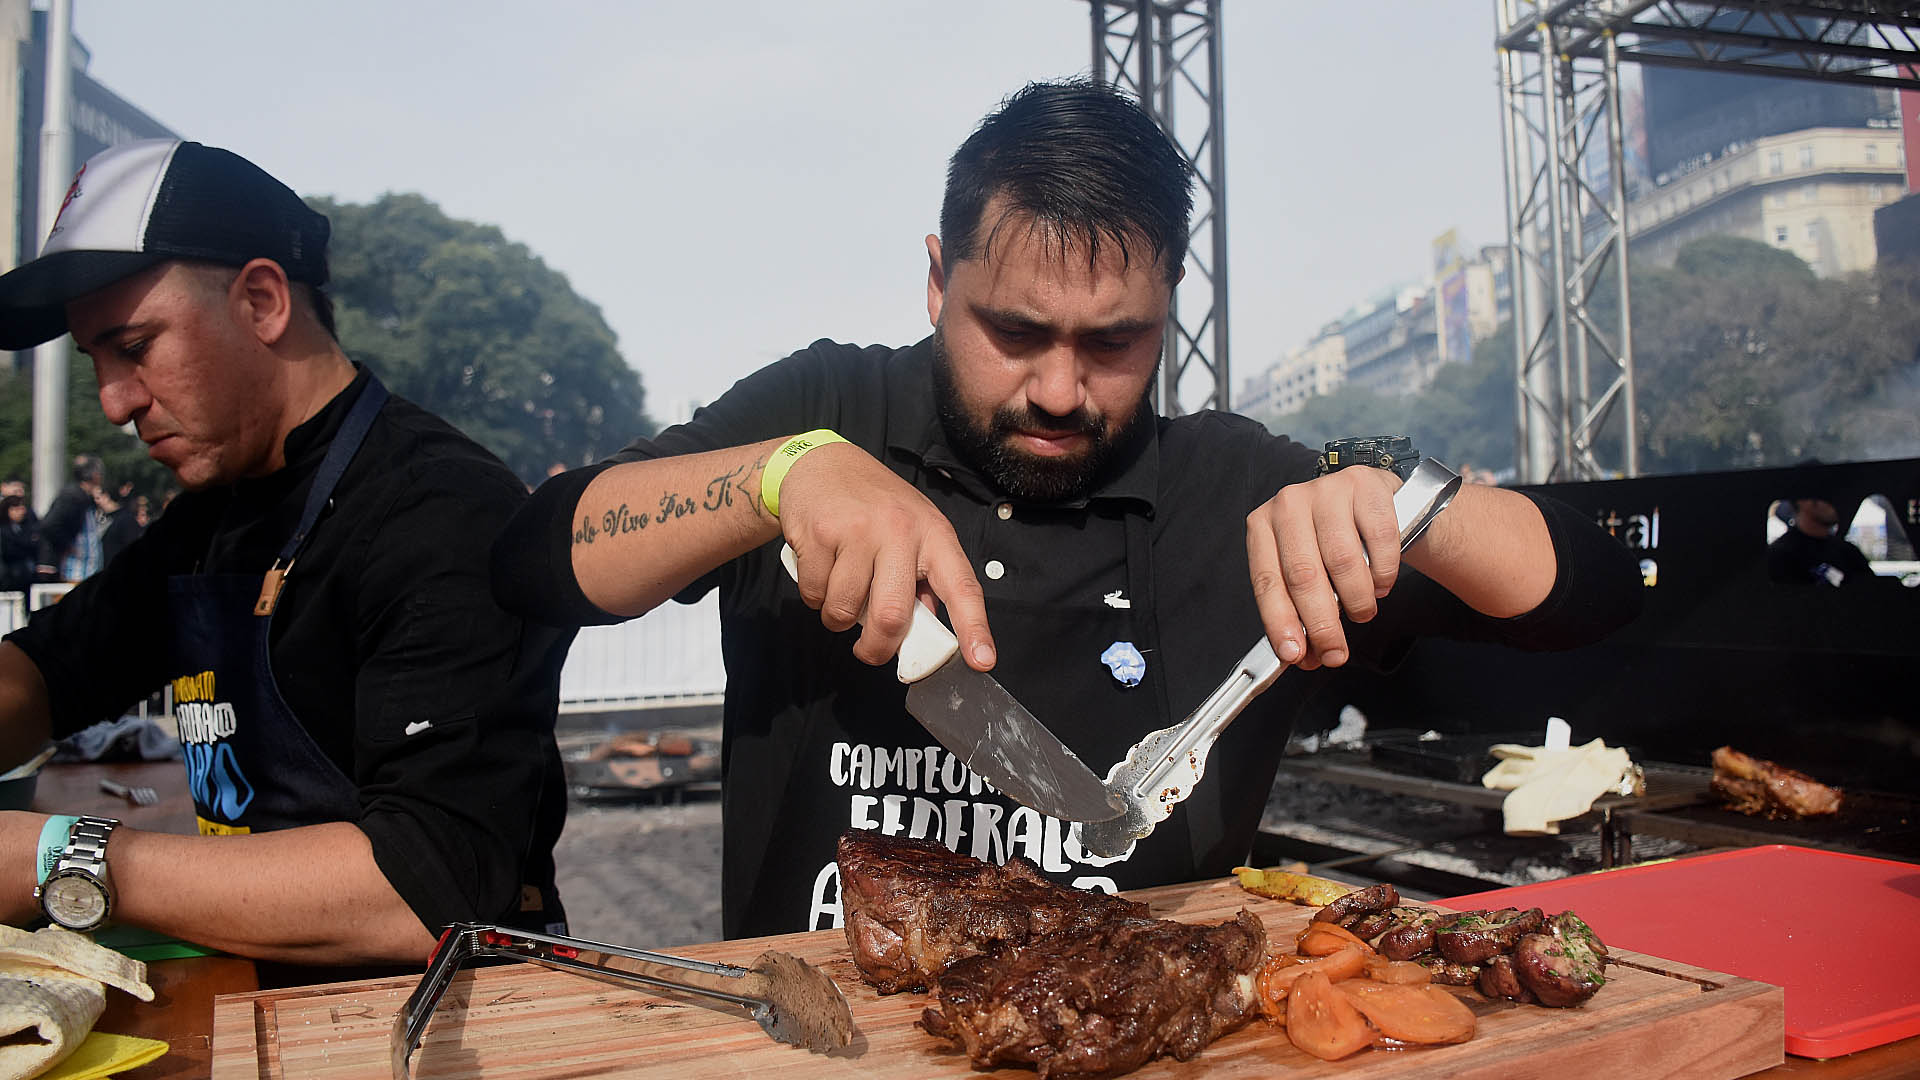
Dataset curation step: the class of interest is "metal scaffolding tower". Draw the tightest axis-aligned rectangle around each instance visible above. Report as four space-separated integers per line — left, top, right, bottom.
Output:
1496 1 1920 483
1088 0 1230 415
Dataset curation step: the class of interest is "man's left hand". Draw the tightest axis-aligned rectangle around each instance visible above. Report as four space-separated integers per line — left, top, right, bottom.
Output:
1245 468 1403 670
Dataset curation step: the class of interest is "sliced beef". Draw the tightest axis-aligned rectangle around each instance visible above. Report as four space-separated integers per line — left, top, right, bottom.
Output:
922 910 1266 1079
1311 883 1399 926
836 830 1148 993
1434 908 1544 965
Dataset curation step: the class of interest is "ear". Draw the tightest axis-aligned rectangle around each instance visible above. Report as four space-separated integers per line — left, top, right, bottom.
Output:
231 258 294 347
925 234 947 328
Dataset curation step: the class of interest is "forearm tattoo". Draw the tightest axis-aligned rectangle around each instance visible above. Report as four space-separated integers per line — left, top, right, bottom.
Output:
572 455 767 547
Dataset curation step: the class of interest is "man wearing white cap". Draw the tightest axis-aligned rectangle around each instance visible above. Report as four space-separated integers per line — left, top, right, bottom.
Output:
0 140 572 978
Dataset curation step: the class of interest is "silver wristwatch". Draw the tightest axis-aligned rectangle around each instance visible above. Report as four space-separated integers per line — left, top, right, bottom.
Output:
35 815 119 932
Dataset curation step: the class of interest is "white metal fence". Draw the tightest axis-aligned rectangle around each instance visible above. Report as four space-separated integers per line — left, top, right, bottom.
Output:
2 587 727 714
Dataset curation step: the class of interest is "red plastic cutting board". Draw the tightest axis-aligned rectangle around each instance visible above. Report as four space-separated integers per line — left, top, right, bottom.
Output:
1441 845 1920 1058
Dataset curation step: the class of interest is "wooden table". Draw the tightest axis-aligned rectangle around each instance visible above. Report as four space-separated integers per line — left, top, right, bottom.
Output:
32 759 261 1078
211 877 1791 1079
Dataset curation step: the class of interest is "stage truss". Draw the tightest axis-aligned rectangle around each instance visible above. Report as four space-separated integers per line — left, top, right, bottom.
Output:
1497 1 1920 482
1088 0 1230 415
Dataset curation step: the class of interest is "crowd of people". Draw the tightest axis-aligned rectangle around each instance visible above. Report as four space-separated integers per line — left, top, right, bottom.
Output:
0 461 155 593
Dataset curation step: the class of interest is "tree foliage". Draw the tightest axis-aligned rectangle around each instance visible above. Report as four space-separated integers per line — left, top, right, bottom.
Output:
1 194 651 498
1264 235 1920 477
317 193 652 482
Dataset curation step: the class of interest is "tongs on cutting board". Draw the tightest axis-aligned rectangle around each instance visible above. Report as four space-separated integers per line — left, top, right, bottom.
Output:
1073 458 1461 858
392 923 853 1078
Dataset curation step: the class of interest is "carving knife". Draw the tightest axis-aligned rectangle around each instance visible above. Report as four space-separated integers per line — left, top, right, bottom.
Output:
780 545 1124 822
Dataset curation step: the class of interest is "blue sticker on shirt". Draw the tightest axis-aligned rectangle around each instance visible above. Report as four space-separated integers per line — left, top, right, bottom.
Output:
1101 640 1146 687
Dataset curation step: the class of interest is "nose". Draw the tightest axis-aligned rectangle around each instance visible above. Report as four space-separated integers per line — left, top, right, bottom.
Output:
1025 345 1087 420
93 358 150 427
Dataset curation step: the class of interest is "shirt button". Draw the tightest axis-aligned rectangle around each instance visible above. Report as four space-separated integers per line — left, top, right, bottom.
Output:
984 559 1006 580
995 503 1013 521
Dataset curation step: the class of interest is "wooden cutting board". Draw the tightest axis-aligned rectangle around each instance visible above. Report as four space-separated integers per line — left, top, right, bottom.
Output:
209 879 1784 1079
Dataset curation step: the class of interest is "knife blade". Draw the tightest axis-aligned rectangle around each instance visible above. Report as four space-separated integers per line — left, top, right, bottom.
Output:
780 545 1123 822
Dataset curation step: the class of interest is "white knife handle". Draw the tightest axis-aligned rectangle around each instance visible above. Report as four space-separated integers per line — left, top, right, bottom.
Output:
779 544 959 683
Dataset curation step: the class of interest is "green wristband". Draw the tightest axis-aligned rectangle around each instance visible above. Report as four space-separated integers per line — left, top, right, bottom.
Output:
760 429 848 518
37 814 78 885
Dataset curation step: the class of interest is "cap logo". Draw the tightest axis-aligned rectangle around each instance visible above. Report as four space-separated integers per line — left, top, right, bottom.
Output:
48 162 88 238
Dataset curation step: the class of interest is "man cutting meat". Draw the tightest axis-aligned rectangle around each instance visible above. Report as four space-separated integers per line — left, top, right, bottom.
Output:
492 79 1642 939
0 140 571 978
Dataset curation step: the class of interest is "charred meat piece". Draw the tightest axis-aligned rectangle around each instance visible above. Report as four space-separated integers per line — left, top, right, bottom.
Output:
1311 883 1399 927
1416 955 1481 986
1477 954 1535 1003
922 911 1266 1079
836 830 1148 993
1434 908 1544 965
1710 746 1842 819
1376 909 1440 961
1511 914 1608 1008
1347 910 1397 941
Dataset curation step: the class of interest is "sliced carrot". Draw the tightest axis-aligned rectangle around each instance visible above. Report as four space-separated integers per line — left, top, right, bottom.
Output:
1288 971 1377 1061
1259 942 1372 1017
1297 920 1376 957
1363 955 1432 985
1337 981 1477 1045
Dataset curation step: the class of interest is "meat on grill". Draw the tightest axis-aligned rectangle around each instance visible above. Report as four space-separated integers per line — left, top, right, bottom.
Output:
836 830 1148 993
1710 745 1843 819
921 910 1267 1079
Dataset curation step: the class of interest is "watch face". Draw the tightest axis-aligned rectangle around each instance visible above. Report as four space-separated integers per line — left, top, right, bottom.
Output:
41 872 109 929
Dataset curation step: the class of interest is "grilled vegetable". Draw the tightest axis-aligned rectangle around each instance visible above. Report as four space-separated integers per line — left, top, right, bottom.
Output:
1232 866 1354 908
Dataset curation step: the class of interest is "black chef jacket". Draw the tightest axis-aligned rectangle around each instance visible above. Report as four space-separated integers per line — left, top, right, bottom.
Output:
7 367 572 936
497 338 1643 939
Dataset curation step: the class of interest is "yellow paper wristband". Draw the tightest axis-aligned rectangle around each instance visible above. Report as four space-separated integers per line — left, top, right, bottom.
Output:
761 429 848 518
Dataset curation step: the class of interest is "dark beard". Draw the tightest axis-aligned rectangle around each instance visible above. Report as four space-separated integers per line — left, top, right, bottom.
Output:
931 327 1149 503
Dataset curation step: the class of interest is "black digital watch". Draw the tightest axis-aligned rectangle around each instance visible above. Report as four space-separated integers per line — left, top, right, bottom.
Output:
1319 435 1422 482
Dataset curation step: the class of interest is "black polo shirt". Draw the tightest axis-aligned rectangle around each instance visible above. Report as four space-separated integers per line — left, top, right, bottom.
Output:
498 338 1642 939
8 367 573 939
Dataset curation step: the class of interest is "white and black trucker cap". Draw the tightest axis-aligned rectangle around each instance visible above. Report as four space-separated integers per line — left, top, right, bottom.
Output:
0 139 330 350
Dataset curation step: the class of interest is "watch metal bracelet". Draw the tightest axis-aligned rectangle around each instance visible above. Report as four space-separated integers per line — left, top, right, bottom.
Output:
1393 457 1463 549
57 816 118 869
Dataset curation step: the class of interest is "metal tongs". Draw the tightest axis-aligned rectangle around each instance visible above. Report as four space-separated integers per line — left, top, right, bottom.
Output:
1074 459 1462 857
391 924 854 1078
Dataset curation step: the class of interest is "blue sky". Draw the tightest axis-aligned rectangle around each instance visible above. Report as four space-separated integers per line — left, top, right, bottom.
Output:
69 1 1508 421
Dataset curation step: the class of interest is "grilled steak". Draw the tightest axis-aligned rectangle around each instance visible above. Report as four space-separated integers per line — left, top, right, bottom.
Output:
1710 746 1842 819
922 910 1267 1078
836 830 1148 993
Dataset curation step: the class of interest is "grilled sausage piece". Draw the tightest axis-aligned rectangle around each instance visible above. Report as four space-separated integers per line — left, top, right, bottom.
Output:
1312 883 1400 926
1434 908 1545 965
1417 955 1482 986
1376 909 1439 961
1511 927 1606 1007
1477 954 1535 1003
1348 911 1398 941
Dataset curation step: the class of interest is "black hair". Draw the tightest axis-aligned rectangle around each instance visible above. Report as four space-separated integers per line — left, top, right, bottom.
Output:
71 455 103 485
303 282 337 340
940 79 1193 286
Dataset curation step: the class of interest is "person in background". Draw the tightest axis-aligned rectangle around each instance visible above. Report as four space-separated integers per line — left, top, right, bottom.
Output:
1768 496 1874 586
0 138 572 982
0 496 35 593
34 456 107 582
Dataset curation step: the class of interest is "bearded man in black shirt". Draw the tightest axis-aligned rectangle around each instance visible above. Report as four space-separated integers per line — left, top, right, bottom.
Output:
0 140 570 972
494 80 1643 938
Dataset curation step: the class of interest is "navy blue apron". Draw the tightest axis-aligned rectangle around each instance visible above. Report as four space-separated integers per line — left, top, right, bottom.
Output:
166 376 389 835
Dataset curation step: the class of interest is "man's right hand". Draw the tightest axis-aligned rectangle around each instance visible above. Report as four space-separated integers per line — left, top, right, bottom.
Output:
566 437 995 672
775 442 995 671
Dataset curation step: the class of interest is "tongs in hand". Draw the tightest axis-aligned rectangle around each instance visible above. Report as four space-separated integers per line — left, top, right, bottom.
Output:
391 924 854 1079
1073 459 1461 857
